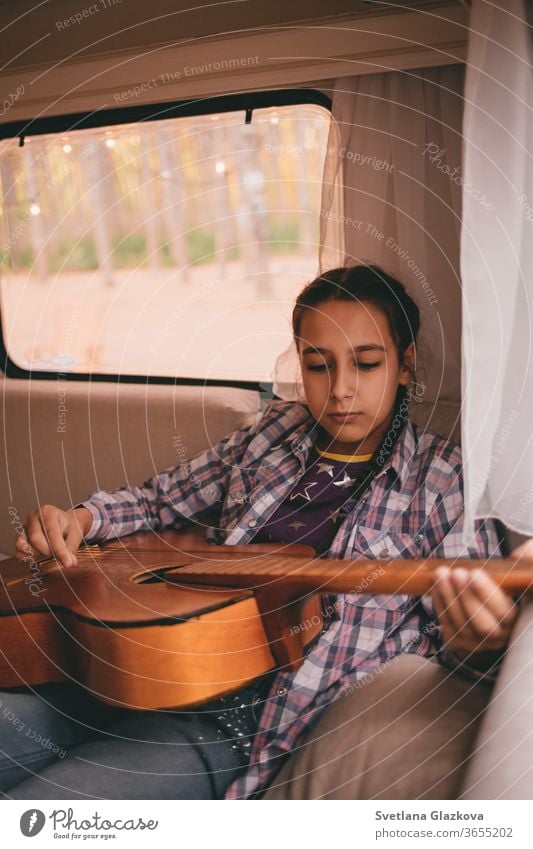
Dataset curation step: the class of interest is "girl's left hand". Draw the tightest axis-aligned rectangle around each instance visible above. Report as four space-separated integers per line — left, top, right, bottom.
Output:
431 567 519 667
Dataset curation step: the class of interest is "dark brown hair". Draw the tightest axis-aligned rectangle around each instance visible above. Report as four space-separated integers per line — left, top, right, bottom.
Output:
292 264 420 372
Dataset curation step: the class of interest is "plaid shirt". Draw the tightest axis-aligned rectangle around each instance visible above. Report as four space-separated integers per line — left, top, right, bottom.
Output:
80 401 501 799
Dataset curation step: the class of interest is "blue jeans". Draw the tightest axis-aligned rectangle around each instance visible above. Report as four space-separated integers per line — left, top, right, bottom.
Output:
0 679 267 799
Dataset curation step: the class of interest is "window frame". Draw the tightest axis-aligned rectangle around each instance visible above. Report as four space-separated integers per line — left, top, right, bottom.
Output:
0 88 331 389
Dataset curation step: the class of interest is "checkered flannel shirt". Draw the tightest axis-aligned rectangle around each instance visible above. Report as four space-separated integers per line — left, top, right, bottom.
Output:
80 401 501 799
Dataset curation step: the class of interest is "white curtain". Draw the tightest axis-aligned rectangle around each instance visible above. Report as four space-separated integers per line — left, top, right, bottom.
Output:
461 0 533 538
273 65 466 445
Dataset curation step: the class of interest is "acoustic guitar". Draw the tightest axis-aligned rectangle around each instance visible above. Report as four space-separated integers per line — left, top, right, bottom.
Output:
0 530 530 710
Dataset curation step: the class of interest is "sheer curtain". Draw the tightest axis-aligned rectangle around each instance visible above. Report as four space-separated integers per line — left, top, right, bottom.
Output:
274 65 466 444
461 0 533 538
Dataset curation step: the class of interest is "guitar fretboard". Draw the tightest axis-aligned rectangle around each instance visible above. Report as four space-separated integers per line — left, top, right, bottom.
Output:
155 554 532 597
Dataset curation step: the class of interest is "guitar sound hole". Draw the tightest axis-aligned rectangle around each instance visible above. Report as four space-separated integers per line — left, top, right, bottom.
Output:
133 567 189 584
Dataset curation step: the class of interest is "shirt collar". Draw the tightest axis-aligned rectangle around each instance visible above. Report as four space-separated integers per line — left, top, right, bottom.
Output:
379 418 417 488
285 405 417 488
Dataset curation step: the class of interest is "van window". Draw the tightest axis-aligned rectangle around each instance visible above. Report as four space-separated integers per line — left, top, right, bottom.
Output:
0 99 329 383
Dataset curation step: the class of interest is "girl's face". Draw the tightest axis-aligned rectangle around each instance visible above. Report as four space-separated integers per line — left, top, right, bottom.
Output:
297 300 413 455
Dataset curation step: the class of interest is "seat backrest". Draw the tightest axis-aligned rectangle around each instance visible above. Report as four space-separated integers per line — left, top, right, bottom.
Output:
408 399 461 446
0 377 261 555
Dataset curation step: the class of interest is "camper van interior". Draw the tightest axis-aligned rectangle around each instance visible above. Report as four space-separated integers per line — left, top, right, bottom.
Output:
0 0 532 810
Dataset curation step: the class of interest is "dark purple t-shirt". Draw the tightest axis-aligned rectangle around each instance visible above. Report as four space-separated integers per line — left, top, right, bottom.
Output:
254 446 373 551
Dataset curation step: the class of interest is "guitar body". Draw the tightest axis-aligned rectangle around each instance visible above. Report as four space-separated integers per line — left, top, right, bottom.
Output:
0 531 321 710
2 529 530 711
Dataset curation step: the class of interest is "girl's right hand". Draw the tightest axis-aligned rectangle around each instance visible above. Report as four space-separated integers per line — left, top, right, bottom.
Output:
15 505 93 568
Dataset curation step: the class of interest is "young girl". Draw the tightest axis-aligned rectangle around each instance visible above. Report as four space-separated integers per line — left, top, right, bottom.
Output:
5 265 517 800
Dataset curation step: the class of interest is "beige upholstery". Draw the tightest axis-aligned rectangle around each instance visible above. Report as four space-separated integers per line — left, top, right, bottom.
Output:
409 399 461 447
264 654 493 800
0 376 261 555
459 600 533 799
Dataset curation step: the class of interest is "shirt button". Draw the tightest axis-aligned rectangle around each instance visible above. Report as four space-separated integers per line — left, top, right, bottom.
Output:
379 548 389 558
276 687 287 696
248 519 258 528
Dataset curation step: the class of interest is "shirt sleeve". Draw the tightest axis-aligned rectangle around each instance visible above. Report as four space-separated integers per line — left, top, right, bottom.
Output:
419 459 506 682
77 422 258 543
424 458 502 560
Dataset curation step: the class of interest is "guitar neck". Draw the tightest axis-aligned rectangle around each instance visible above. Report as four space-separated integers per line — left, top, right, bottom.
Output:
158 553 533 597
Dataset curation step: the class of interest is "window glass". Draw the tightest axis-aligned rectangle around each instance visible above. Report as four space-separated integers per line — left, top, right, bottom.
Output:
0 102 329 381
